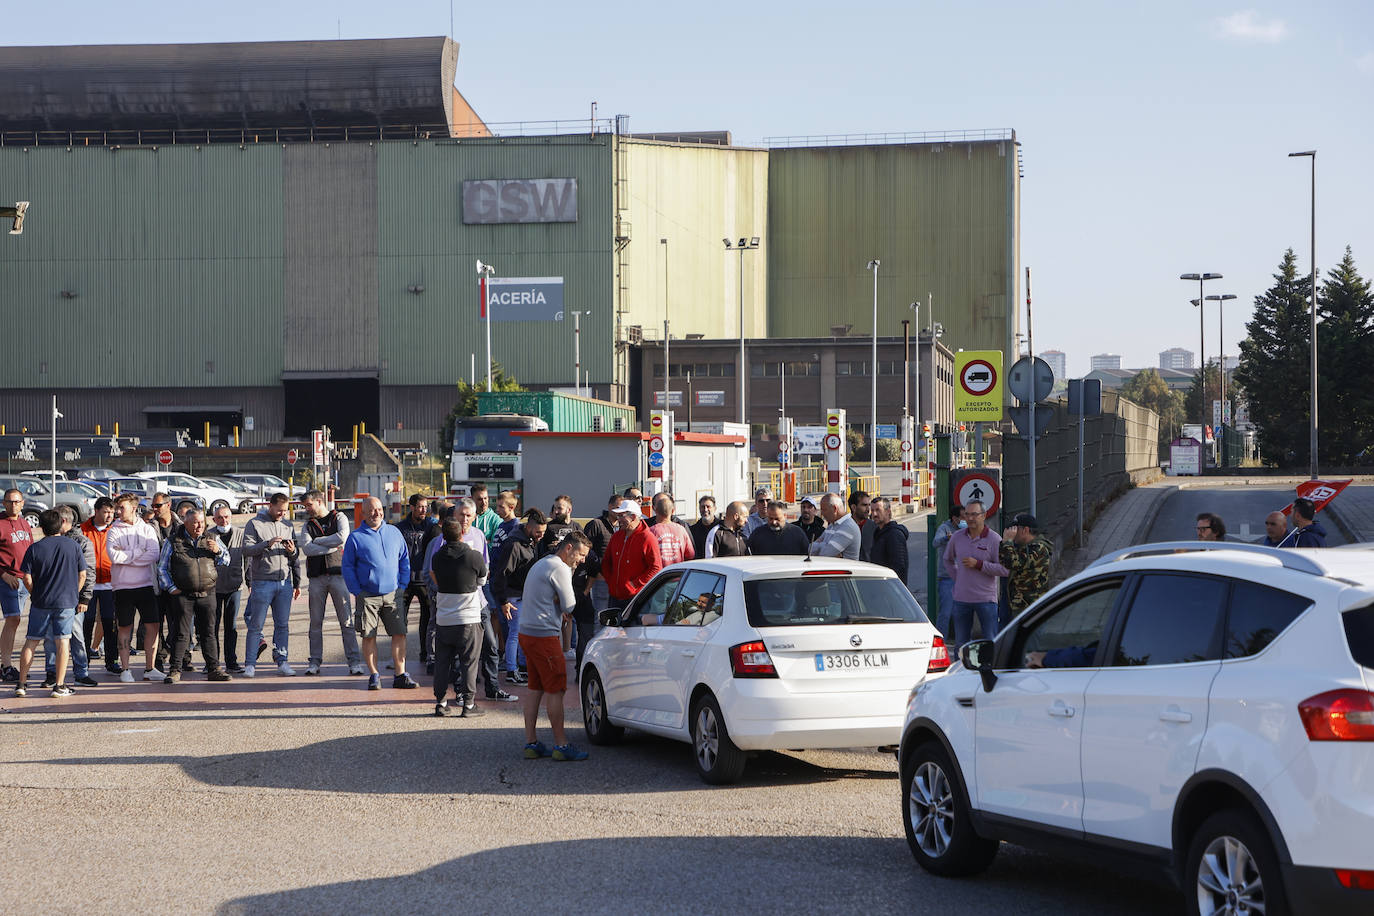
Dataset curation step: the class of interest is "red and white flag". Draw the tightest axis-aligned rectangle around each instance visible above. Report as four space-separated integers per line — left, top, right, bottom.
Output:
1280 479 1353 517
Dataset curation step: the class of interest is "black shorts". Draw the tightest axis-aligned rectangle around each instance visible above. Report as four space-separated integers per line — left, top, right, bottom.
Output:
114 586 160 629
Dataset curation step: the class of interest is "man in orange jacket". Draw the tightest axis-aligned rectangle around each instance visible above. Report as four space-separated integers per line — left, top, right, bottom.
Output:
80 497 120 673
602 500 663 613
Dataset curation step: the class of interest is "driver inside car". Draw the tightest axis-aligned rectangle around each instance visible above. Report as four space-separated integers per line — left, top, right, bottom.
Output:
1024 642 1098 668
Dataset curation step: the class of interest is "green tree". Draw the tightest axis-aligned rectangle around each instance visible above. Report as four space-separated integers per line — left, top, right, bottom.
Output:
1234 249 1314 466
1315 246 1374 464
1120 368 1187 448
438 363 526 458
1182 364 1224 430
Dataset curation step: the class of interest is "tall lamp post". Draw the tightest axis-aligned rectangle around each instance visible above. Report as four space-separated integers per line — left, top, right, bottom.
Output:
908 301 921 425
1289 149 1318 479
1205 293 1237 424
867 258 881 477
1180 272 1222 431
476 259 497 390
569 310 591 396
723 237 760 426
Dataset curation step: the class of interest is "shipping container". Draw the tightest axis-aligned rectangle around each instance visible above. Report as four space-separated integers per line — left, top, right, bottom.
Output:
475 391 636 432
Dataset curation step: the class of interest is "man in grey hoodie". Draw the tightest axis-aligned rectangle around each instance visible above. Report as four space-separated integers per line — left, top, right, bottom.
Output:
241 493 302 678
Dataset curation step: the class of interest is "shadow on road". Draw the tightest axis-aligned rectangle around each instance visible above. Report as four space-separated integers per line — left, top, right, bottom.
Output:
216 836 1181 915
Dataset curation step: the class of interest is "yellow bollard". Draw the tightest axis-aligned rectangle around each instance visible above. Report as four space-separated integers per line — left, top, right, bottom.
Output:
204 421 210 447
95 424 101 436
233 426 240 447
114 421 120 437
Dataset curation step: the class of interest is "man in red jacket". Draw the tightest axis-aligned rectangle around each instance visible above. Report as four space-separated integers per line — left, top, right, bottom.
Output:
603 499 663 613
0 489 35 682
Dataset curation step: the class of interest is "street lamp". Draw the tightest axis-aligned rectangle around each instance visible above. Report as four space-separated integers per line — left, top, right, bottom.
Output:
1289 149 1318 478
908 301 920 424
476 259 497 390
867 259 880 477
1180 272 1222 432
568 310 591 396
1205 293 1237 427
724 236 760 426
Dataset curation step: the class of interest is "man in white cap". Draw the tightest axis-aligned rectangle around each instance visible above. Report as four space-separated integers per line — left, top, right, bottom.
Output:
601 500 662 613
796 496 825 544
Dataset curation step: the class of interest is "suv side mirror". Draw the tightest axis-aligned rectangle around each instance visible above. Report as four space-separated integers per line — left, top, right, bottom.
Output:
959 639 998 692
598 608 622 628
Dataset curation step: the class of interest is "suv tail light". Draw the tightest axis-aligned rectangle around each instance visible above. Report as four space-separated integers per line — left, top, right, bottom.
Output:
1298 689 1374 741
1335 869 1374 890
730 641 777 678
926 636 951 674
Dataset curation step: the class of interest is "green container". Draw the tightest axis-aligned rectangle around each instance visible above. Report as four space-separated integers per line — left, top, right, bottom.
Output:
476 391 637 433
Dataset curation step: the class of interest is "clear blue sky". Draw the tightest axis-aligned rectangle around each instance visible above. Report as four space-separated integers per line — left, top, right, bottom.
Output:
8 1 1372 377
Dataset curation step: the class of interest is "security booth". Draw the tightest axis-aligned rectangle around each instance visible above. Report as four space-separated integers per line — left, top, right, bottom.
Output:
513 430 749 519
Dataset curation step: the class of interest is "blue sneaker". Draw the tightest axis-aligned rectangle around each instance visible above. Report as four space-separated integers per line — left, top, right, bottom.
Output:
367 673 381 691
523 741 552 759
553 743 588 762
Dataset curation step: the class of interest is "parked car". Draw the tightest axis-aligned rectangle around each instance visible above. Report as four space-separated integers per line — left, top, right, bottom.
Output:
0 474 92 523
224 473 306 498
71 467 122 482
20 469 67 480
133 472 236 515
899 541 1374 916
581 557 949 784
199 477 261 514
106 477 158 507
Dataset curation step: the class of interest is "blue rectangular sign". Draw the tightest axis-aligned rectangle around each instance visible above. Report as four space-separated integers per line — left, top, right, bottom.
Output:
485 277 565 322
874 424 899 439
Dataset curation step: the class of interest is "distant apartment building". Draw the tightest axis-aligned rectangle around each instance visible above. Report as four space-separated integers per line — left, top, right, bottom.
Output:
1159 347 1194 370
1090 353 1122 371
1039 349 1067 383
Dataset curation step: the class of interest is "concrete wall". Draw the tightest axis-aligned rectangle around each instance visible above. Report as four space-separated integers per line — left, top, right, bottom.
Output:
518 435 646 516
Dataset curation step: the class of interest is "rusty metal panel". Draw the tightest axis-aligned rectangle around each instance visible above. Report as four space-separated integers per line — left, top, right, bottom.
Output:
374 136 614 390
283 143 378 372
621 139 769 343
0 142 284 389
767 141 1019 356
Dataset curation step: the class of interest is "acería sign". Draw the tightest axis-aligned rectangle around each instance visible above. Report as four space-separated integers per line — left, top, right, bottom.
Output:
487 278 564 322
462 178 578 224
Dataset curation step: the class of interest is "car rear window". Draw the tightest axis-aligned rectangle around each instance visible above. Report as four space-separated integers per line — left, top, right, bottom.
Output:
1344 604 1374 670
1226 581 1312 659
743 575 928 628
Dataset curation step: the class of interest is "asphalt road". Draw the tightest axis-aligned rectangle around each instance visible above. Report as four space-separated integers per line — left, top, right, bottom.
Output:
1146 482 1348 545
0 622 1183 915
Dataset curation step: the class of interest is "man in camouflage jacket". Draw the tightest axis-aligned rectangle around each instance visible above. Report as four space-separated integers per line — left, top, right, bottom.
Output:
999 513 1053 614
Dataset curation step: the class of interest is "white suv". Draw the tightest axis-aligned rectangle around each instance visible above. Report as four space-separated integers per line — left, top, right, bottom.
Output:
899 541 1374 916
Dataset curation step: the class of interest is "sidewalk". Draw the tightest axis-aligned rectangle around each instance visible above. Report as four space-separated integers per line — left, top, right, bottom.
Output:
1056 480 1177 581
1324 485 1374 543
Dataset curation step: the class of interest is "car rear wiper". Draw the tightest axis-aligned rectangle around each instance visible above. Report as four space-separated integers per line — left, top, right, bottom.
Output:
843 615 905 624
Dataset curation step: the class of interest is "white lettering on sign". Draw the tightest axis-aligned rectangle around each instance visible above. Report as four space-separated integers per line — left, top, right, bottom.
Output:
462 178 579 224
489 290 548 307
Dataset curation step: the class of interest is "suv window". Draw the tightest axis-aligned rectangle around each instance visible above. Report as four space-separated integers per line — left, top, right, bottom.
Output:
627 572 683 626
1013 580 1122 668
1344 604 1374 670
1226 581 1312 658
743 575 926 627
1113 574 1227 666
665 571 726 626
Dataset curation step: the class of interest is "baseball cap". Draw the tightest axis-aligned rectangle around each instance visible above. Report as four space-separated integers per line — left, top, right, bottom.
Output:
801 495 821 509
614 499 642 515
1010 513 1038 529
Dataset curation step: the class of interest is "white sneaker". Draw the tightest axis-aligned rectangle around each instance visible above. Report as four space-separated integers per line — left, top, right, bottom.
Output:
243 664 255 678
119 669 134 683
278 662 296 677
143 667 165 681
348 663 366 676
305 663 321 676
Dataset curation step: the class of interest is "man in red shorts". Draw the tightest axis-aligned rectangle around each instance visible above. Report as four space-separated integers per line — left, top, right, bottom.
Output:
517 530 591 761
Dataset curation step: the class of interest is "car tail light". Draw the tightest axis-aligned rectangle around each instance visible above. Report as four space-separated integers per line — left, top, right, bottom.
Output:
1335 869 1374 890
730 641 777 678
1298 689 1374 741
926 636 950 674
801 569 851 576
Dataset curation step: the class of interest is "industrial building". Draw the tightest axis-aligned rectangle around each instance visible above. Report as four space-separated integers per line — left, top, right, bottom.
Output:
0 36 1022 451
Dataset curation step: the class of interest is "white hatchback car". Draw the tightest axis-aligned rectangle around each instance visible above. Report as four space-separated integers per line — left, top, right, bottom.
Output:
581 557 948 784
899 541 1374 916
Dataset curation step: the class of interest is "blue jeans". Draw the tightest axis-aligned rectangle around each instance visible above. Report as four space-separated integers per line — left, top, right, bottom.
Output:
935 577 955 640
952 600 1000 652
503 597 525 672
245 579 294 666
479 607 501 696
46 608 87 678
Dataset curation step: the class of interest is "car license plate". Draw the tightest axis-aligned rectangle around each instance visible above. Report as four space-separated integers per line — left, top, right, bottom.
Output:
814 651 890 671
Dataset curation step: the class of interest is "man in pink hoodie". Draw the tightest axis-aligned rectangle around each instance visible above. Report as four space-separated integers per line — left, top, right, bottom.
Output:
106 493 164 682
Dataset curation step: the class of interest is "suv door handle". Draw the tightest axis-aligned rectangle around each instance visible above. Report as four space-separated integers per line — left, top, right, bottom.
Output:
1047 702 1075 718
681 650 697 658
1159 707 1193 724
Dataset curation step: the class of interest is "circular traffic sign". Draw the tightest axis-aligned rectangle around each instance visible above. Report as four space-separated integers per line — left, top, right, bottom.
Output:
954 472 1001 517
286 448 299 466
650 414 663 429
648 435 664 453
960 359 997 397
900 440 912 452
778 438 789 451
647 453 665 469
824 433 842 451
827 415 839 428
157 449 173 466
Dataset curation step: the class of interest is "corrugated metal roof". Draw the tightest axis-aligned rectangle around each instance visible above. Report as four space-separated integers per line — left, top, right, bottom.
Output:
0 37 458 132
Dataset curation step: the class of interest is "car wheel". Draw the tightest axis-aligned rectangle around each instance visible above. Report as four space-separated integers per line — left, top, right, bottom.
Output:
176 500 197 516
209 500 229 514
21 509 39 528
237 499 254 514
581 670 623 746
902 740 999 876
1186 809 1290 916
690 692 747 785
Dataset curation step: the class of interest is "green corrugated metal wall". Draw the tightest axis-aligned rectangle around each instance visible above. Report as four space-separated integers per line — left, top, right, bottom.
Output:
766 141 1019 355
376 136 615 388
0 144 285 388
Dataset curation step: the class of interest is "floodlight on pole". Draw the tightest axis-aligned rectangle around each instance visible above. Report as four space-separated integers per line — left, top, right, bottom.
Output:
724 236 760 426
1181 272 1222 446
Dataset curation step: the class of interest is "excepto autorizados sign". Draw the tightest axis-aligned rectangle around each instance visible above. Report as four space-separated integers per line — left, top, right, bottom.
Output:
954 350 1004 422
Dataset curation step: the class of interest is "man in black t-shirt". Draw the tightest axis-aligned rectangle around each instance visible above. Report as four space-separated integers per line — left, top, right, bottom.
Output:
747 501 810 556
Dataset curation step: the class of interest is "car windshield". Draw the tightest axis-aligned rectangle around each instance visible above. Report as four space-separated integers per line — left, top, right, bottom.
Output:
58 482 101 497
742 575 929 627
452 426 522 453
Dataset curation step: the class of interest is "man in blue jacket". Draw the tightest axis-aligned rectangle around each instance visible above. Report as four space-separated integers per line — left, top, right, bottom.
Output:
1276 497 1327 548
342 497 416 691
